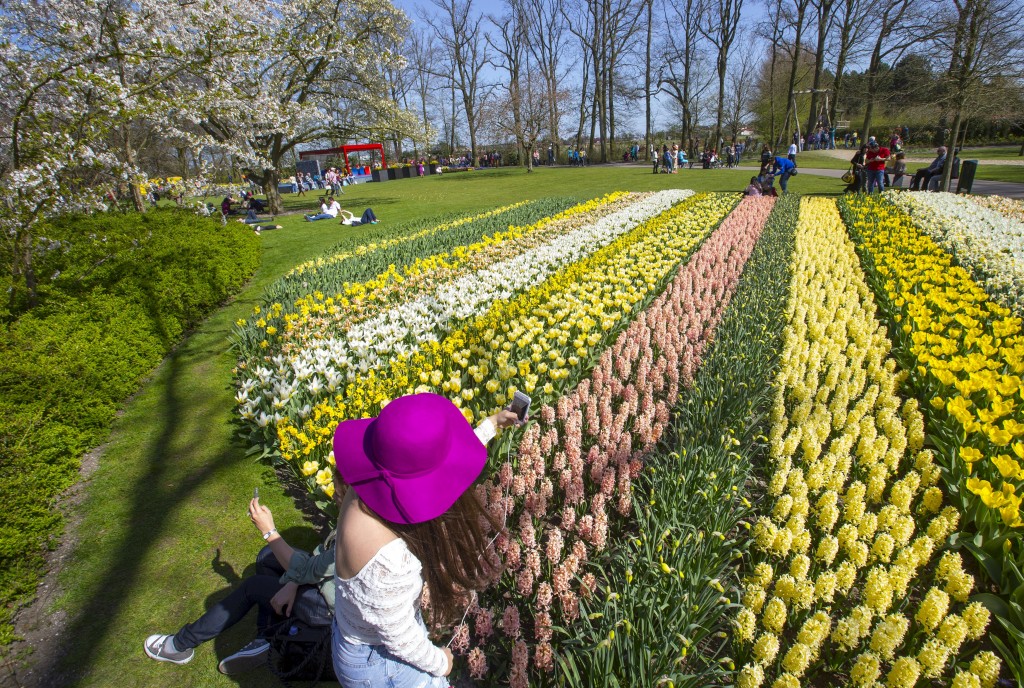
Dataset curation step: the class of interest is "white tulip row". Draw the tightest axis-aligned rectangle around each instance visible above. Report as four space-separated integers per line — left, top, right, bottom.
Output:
884 191 1024 314
237 190 694 426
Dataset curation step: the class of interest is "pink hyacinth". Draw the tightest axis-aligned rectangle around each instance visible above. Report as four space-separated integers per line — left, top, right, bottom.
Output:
474 606 494 641
509 640 530 688
502 604 521 638
534 610 554 642
450 623 470 653
534 641 555 673
547 524 565 560
536 581 554 609
580 572 597 599
468 646 488 679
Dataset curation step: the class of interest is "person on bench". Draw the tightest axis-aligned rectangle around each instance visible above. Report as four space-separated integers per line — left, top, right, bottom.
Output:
909 147 946 190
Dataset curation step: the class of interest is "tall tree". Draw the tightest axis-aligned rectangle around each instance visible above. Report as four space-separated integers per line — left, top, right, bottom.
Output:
827 0 871 127
659 0 706 154
522 0 571 159
699 0 745 151
200 0 416 215
0 0 265 310
424 0 491 163
779 0 813 146
804 0 837 137
936 0 1024 187
859 0 920 140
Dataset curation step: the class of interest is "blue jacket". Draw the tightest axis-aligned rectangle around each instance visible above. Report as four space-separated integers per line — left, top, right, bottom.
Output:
772 156 795 174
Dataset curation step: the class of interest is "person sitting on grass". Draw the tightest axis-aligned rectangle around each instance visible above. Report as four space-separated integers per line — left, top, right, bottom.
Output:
305 196 340 222
744 176 763 197
144 495 335 675
338 208 379 226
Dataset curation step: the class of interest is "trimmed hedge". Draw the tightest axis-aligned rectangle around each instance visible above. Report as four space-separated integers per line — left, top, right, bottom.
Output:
0 209 260 645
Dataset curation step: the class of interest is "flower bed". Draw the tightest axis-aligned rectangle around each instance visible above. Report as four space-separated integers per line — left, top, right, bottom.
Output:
736 198 994 688
460 195 782 686
882 191 1024 315
842 193 1024 682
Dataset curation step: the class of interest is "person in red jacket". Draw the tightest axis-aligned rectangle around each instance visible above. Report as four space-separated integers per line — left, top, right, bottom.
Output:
865 141 890 193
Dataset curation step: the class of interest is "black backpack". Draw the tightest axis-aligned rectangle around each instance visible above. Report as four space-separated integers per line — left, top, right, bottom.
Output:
267 619 335 686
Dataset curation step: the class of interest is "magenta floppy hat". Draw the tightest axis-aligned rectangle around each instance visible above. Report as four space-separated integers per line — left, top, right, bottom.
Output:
333 393 487 524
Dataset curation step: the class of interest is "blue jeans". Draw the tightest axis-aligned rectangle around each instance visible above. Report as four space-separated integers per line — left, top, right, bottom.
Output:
779 170 793 193
173 546 330 650
332 627 449 688
307 213 334 221
867 169 885 193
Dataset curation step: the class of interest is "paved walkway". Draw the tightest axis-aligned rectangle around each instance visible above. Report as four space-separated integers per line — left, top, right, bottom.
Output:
744 166 1024 199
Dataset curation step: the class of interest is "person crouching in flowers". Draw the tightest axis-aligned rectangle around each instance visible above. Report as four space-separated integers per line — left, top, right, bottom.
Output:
331 393 522 686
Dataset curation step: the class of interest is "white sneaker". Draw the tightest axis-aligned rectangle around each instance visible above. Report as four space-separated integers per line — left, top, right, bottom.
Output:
217 638 270 675
144 634 194 665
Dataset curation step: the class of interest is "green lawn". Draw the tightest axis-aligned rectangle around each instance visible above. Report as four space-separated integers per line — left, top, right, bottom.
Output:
29 167 842 688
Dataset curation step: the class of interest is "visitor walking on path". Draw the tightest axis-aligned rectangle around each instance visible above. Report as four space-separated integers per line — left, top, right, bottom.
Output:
330 393 522 685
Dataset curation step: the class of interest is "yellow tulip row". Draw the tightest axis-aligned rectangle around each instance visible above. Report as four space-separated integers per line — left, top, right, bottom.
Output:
736 198 994 688
282 200 529 279
276 192 632 340
842 195 1024 531
275 193 739 488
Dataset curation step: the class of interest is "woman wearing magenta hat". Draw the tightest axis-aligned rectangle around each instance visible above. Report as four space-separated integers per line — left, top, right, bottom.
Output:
331 393 521 685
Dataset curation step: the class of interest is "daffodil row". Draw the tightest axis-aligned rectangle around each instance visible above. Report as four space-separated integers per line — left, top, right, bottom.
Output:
736 198 994 688
234 193 650 427
839 194 1024 535
277 193 739 495
882 190 1024 315
284 200 530 280
235 199 574 360
236 191 692 440
279 192 633 335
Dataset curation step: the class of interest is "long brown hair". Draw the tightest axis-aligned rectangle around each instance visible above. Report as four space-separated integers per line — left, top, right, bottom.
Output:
332 468 504 626
390 488 504 626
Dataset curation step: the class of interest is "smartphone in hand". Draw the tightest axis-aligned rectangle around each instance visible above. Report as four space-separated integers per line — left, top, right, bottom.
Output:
509 391 531 421
253 487 259 501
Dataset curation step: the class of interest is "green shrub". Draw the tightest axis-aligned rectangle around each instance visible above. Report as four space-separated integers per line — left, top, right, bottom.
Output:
0 208 260 645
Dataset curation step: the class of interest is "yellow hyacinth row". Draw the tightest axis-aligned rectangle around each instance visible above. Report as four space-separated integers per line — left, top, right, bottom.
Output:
736 198 994 688
276 193 738 480
282 200 530 279
842 195 1024 531
275 192 632 343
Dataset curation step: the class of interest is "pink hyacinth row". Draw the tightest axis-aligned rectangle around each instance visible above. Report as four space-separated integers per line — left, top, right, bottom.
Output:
462 196 777 683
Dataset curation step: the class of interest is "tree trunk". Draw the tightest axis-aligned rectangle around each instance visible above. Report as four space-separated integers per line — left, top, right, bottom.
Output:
644 0 652 160
263 169 283 215
940 111 962 190
806 0 832 136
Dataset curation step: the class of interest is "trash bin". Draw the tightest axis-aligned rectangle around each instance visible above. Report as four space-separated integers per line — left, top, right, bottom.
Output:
956 160 978 194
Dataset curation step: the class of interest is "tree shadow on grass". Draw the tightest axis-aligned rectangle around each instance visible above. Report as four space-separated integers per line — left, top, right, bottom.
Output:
47 341 255 686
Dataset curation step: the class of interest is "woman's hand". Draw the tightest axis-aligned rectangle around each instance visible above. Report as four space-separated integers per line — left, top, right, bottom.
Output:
271 582 299 617
489 409 523 429
249 498 276 535
442 647 454 676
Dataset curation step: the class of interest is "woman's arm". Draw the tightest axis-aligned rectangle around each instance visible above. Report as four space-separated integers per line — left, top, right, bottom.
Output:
249 498 296 570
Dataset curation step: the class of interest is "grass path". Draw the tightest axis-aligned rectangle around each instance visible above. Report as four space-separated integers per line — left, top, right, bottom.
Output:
16 166 839 688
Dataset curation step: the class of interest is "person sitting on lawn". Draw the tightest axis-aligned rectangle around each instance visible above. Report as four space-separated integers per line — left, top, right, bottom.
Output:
144 496 335 675
338 208 380 226
305 197 341 222
744 176 763 197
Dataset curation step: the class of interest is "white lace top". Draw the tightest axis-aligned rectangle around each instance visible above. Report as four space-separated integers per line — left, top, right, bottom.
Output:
333 419 496 676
